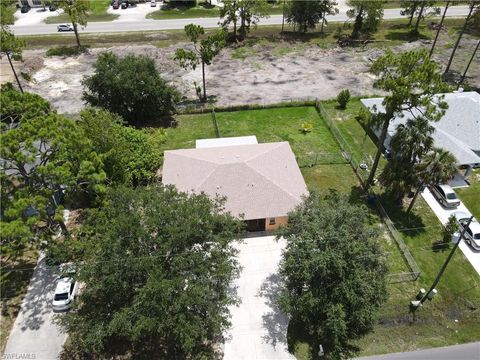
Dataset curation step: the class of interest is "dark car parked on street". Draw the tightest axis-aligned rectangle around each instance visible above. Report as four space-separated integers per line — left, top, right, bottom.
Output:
21 5 31 13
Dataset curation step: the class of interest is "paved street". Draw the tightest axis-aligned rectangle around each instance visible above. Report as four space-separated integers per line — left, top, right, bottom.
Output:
11 6 470 36
422 188 480 276
223 236 295 360
356 341 480 360
3 255 67 360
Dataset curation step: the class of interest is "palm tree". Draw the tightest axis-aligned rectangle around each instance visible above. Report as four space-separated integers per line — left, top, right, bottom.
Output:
379 117 434 202
407 148 457 213
390 117 434 163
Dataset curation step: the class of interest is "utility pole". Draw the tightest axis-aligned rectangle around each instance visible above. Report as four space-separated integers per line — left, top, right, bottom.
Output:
410 216 474 318
281 0 286 33
458 40 480 90
429 1 449 59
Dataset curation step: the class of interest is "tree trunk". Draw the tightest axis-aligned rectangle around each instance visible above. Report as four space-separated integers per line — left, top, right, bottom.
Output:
413 3 425 34
281 0 286 33
366 113 391 191
73 22 81 48
233 0 237 39
408 3 417 26
321 17 325 33
444 3 475 75
430 1 449 58
240 7 246 38
201 60 206 102
458 39 480 88
407 181 424 213
352 5 364 39
6 52 24 93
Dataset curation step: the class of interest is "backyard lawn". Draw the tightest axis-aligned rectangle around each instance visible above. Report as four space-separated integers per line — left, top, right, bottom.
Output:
156 105 480 358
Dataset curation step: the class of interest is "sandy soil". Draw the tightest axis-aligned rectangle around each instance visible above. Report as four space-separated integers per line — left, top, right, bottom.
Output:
18 36 480 114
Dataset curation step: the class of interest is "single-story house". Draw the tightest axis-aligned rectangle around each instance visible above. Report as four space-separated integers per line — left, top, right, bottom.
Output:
361 91 480 179
162 136 308 232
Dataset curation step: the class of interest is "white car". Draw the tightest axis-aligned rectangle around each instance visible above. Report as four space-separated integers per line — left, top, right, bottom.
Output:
430 184 460 209
151 0 156 6
57 24 74 32
52 277 79 312
453 211 480 251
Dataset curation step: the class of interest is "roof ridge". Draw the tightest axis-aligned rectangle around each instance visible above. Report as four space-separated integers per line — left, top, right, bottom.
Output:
243 142 286 162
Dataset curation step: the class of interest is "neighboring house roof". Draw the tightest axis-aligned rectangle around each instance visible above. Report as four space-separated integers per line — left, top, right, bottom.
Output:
360 92 480 166
196 135 258 148
162 142 308 220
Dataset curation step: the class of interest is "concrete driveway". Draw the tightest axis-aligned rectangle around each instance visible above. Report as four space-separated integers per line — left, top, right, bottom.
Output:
4 255 67 360
422 188 480 275
223 236 295 360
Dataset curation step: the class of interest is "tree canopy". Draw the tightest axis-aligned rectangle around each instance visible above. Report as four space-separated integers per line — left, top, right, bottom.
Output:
220 0 269 39
59 185 243 359
82 52 179 125
286 0 339 33
347 0 384 39
57 0 90 47
175 25 226 102
0 85 105 259
78 108 165 186
365 49 449 189
278 192 388 359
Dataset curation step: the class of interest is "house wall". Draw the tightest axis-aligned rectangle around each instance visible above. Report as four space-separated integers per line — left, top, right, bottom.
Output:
265 216 288 231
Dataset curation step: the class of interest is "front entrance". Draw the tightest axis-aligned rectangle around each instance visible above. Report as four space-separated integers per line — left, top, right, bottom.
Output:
245 218 266 232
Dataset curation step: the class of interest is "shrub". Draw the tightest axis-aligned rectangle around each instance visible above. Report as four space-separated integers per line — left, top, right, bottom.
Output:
300 121 313 133
46 46 88 57
443 214 459 243
337 89 351 109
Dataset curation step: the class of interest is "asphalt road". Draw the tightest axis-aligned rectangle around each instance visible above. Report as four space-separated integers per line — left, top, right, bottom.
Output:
356 342 480 360
12 6 471 36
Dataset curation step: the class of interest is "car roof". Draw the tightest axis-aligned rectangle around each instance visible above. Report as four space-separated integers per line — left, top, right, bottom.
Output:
437 184 455 193
453 211 470 220
469 220 480 233
55 277 72 294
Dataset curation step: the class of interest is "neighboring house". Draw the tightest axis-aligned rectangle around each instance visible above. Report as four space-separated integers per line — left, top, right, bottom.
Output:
162 136 308 232
361 91 480 179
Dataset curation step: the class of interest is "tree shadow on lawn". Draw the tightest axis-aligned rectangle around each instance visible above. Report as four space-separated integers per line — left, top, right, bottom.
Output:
385 29 431 42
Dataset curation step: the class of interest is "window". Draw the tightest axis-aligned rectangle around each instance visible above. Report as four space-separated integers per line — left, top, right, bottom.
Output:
269 218 276 225
54 293 69 301
446 193 457 200
32 0 42 5
69 282 76 295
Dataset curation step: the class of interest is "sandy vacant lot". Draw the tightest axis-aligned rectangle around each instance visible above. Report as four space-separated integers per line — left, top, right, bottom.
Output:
17 36 479 114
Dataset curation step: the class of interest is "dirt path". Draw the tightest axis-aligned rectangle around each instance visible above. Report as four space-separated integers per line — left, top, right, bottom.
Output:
18 37 479 114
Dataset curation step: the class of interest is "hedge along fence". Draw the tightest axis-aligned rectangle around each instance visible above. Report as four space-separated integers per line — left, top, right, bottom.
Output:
177 99 317 115
315 100 421 282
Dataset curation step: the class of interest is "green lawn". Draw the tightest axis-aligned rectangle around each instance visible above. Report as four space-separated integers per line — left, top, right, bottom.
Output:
44 0 118 23
146 4 220 20
456 169 480 219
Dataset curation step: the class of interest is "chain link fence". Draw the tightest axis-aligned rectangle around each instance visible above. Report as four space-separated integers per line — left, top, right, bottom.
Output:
315 100 421 283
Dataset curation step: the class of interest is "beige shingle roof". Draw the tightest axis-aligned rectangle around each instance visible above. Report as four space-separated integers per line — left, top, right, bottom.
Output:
162 142 308 220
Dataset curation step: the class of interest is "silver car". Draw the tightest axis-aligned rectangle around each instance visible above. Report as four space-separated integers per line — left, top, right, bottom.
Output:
52 277 79 312
57 24 74 32
430 184 460 209
453 211 480 251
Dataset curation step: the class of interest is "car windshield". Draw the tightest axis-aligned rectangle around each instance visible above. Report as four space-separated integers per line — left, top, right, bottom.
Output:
446 193 457 200
54 292 69 301
474 234 480 240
